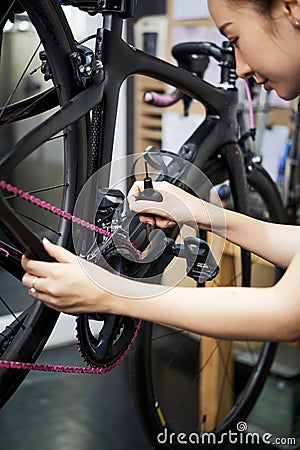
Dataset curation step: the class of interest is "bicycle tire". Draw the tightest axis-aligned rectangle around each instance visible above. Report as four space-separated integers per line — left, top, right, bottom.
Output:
0 0 89 407
129 159 285 449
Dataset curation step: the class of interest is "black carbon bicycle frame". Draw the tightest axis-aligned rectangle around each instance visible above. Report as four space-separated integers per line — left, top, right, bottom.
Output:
0 8 244 267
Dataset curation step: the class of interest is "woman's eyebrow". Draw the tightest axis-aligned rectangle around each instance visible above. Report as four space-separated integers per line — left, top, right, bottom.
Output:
219 22 233 36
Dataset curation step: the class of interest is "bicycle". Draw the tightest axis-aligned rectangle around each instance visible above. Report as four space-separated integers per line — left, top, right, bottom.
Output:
129 41 287 447
277 99 300 223
0 1 287 448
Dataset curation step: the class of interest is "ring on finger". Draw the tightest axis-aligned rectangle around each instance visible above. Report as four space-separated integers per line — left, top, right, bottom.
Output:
32 277 39 289
30 277 39 294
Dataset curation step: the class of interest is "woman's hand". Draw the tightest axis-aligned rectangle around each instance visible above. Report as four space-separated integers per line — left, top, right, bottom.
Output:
127 180 209 229
21 238 112 314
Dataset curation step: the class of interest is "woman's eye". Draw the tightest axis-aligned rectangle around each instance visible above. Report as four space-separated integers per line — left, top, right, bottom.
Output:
230 38 239 48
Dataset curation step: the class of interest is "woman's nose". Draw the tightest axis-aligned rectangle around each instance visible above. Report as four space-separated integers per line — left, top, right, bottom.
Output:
235 53 254 79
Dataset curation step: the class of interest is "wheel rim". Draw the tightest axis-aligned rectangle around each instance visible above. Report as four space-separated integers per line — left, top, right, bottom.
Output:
0 1 88 406
130 161 282 449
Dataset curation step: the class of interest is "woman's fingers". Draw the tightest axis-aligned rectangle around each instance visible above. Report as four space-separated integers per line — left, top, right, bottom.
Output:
22 272 42 290
26 287 75 313
138 213 176 228
128 180 203 229
21 239 80 301
42 238 76 263
127 180 144 205
21 238 76 276
128 181 178 226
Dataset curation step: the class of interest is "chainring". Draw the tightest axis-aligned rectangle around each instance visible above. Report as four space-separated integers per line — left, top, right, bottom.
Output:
76 238 141 368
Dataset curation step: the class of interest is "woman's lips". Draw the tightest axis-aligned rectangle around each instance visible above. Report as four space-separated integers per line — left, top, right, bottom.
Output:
263 79 272 90
256 77 272 91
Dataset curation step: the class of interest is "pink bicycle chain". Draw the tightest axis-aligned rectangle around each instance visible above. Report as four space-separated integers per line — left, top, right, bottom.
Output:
0 179 142 374
0 320 141 374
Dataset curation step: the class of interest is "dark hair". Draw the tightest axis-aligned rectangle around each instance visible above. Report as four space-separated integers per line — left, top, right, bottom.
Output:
227 0 277 15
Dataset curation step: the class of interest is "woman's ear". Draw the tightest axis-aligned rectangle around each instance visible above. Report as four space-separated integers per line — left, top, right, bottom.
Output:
283 0 300 28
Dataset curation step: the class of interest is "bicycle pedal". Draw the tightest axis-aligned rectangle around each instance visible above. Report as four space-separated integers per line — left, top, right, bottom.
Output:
169 237 219 283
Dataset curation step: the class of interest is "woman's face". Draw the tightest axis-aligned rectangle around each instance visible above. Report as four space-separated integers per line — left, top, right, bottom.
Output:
208 0 300 100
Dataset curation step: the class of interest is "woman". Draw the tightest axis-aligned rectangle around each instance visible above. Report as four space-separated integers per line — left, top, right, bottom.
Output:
22 0 300 341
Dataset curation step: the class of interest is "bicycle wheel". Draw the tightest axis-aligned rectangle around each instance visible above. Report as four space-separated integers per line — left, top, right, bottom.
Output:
129 159 285 449
0 0 89 406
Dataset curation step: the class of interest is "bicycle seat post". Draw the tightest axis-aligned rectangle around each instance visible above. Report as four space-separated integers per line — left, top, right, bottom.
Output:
63 1 136 33
100 0 136 34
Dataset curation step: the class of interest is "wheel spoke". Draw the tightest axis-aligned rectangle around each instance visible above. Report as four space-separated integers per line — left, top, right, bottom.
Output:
0 41 42 121
0 294 24 325
0 1 89 407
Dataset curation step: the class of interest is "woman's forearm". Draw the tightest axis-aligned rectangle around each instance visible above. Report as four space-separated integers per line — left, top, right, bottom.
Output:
21 239 300 343
200 200 300 268
129 181 300 268
107 254 299 343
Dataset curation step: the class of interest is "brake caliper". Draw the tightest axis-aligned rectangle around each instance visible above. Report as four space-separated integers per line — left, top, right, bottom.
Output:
40 43 99 88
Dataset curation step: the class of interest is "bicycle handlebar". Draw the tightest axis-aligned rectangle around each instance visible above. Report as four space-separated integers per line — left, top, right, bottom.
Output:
143 89 183 108
172 41 237 88
143 41 237 111
172 41 223 63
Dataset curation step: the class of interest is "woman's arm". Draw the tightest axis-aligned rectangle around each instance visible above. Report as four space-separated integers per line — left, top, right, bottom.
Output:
218 208 300 269
128 180 300 268
21 238 300 342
